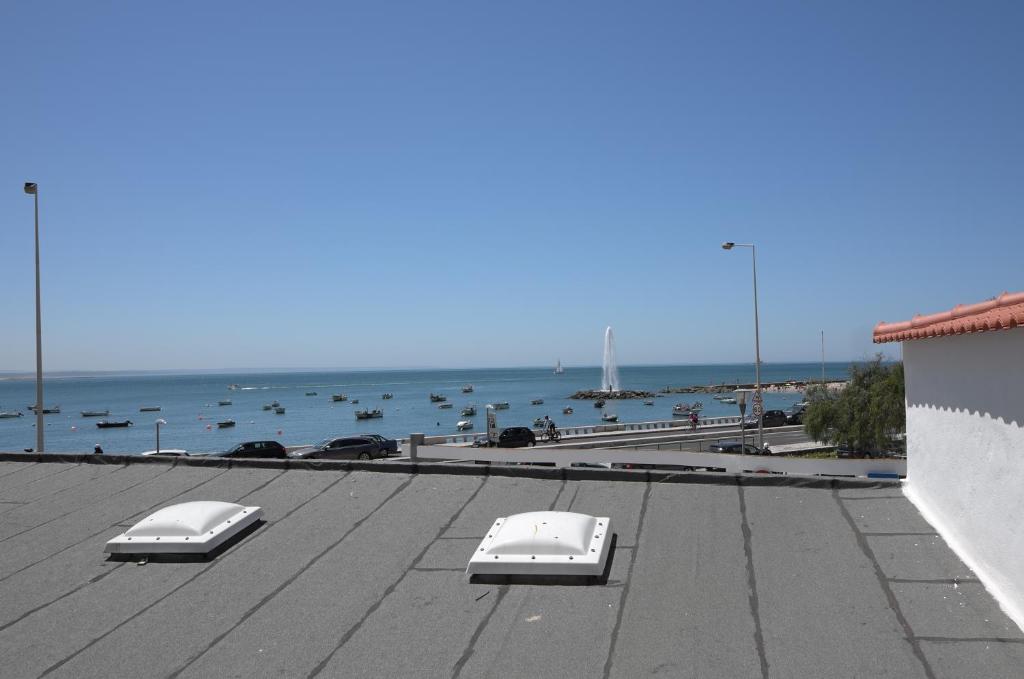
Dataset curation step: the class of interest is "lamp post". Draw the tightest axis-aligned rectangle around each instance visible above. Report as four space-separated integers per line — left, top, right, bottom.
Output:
820 330 826 385
24 182 44 454
155 419 166 455
722 241 763 453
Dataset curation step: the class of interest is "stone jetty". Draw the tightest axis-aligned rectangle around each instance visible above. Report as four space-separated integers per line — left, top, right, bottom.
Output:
570 389 656 400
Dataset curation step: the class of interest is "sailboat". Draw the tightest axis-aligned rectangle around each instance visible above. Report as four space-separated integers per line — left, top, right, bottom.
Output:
554 359 564 375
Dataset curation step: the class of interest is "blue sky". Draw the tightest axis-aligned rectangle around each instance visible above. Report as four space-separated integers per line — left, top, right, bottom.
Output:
1 1 1022 371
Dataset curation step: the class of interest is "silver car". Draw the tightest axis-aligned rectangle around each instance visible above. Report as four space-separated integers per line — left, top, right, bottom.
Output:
288 436 384 460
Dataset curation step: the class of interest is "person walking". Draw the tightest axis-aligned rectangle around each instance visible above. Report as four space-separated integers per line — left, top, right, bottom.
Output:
689 412 698 431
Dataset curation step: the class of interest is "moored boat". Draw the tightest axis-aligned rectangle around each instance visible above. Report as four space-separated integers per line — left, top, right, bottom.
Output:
488 402 510 410
139 406 161 412
461 406 476 417
530 398 544 405
457 420 473 431
351 399 360 404
382 393 393 400
643 400 654 406
554 359 564 375
438 403 453 409
594 399 605 408
81 410 110 417
217 419 236 428
562 407 573 415
462 385 474 393
355 408 383 420
720 397 737 404
28 405 61 414
218 400 232 406
332 394 348 402
262 404 273 411
0 411 23 419
601 413 618 422
429 393 447 403
96 420 132 428
305 391 317 396
274 406 286 414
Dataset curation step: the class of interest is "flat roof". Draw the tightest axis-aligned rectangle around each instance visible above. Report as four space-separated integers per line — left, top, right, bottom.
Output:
0 456 1021 678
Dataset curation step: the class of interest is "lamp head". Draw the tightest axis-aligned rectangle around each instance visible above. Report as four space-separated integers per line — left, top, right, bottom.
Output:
721 242 735 250
24 182 37 195
156 419 167 425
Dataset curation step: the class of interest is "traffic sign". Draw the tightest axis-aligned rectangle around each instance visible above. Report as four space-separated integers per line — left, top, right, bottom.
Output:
752 391 764 417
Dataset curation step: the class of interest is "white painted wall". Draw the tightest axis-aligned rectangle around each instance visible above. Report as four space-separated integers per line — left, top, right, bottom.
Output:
902 328 1024 629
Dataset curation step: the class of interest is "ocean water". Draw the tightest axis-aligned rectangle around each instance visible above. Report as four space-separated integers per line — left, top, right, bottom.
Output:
0 363 850 454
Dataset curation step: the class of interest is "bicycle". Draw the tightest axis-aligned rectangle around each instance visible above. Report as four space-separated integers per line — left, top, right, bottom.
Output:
542 428 561 443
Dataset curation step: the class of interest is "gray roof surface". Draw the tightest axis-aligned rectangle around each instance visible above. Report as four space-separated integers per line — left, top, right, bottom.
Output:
0 456 1020 679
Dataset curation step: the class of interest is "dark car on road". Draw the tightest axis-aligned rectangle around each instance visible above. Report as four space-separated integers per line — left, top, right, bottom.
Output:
785 405 807 425
745 410 789 428
359 433 399 456
709 440 763 455
473 427 536 448
288 436 387 460
194 440 287 459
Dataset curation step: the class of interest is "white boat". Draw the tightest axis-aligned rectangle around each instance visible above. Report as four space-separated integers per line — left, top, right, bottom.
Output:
554 360 564 375
332 394 348 402
0 411 23 419
720 397 737 404
462 385 474 393
488 402 510 410
438 403 453 409
601 413 618 422
461 406 476 417
355 409 383 420
28 405 61 414
643 400 654 406
81 410 110 417
457 420 473 431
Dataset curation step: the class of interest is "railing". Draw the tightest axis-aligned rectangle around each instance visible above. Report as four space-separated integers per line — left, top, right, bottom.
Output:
407 444 905 479
408 415 751 446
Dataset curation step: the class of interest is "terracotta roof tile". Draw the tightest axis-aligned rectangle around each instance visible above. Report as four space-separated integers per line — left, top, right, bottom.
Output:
873 291 1024 343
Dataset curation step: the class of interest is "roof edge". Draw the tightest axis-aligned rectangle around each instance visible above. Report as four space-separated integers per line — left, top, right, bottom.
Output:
874 291 1024 343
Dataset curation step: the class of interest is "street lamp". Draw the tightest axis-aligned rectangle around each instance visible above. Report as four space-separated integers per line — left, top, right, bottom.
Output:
24 182 44 454
155 419 167 455
722 241 763 452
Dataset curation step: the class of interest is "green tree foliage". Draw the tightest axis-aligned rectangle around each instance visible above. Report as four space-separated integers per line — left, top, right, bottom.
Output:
803 356 905 453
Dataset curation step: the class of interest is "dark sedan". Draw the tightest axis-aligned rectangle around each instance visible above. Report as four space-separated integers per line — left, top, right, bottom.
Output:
288 436 386 460
709 440 763 455
473 427 536 448
194 440 287 459
359 433 399 456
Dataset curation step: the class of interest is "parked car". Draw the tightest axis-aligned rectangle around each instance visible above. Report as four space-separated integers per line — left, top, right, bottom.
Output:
709 439 763 455
195 440 287 459
744 410 789 428
359 433 398 456
288 436 386 460
785 405 806 425
473 427 536 448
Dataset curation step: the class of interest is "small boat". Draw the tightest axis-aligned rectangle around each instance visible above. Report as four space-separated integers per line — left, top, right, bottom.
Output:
438 403 453 409
720 397 737 404
355 409 383 420
533 417 547 427
228 384 240 390
305 391 318 396
462 385 474 393
712 394 726 401
218 400 232 406
96 420 132 428
217 420 236 428
488 402 510 410
271 400 281 408
351 399 360 404
457 420 473 431
594 399 605 408
274 407 286 414
0 411 23 419
81 410 110 417
531 398 544 405
562 407 573 415
601 413 618 422
429 393 447 403
332 394 348 402
643 400 654 406
673 402 703 415
461 406 476 417
139 406 161 412
554 359 564 375
28 405 61 414
262 404 273 411
382 393 393 400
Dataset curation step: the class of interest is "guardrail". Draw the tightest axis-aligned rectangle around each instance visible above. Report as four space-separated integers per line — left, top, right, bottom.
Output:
409 444 904 478
410 414 752 446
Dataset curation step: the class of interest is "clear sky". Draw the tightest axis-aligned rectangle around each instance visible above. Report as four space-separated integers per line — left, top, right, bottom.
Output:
2 1 1022 371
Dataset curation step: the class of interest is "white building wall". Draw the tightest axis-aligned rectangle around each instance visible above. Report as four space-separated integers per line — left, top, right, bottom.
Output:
902 328 1024 628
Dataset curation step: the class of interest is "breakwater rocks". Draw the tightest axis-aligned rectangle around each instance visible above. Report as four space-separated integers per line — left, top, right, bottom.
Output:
570 389 656 400
659 380 846 394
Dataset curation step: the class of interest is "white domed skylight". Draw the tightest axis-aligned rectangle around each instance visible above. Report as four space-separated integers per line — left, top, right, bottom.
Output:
467 511 612 577
105 501 262 555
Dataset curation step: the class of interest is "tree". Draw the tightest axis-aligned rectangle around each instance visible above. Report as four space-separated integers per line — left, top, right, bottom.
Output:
803 355 905 453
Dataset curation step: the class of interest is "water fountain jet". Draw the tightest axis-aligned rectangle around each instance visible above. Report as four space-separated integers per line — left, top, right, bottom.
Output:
601 326 620 393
